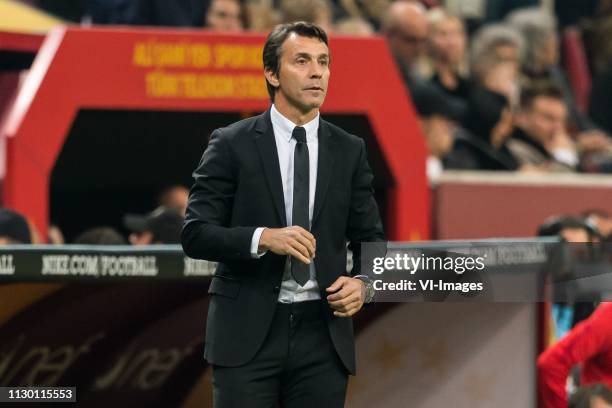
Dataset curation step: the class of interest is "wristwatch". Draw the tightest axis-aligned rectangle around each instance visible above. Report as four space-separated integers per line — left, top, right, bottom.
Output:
353 275 375 303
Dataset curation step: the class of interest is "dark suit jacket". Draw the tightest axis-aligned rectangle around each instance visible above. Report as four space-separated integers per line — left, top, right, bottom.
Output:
182 108 385 375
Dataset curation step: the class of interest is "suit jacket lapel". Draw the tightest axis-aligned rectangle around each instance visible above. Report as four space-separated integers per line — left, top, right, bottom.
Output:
312 120 335 227
254 109 287 227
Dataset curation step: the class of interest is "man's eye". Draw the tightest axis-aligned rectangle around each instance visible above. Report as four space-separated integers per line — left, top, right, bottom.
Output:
296 59 307 64
319 59 329 66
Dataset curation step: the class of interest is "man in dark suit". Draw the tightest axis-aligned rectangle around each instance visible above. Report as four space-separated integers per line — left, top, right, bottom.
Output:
182 21 384 407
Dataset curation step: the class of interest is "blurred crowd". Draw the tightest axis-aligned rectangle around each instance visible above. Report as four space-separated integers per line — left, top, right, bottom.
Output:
0 185 189 245
16 0 612 179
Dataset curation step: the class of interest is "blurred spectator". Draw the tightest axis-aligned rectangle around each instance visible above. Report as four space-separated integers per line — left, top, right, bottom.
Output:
158 185 189 216
470 22 524 67
445 53 519 171
381 1 467 121
382 1 428 72
423 8 470 101
205 0 245 31
0 209 32 244
158 185 189 215
537 215 598 243
280 0 332 32
73 227 127 245
538 303 612 408
446 112 518 171
442 0 538 30
505 7 558 79
506 82 578 172
334 16 374 36
467 51 519 131
339 0 390 30
444 22 525 171
569 384 612 408
575 131 612 174
123 206 183 245
506 7 606 135
583 209 612 240
245 0 280 31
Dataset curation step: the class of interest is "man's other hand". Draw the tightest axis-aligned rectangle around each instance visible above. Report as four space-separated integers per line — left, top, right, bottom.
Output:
326 277 365 317
259 226 316 264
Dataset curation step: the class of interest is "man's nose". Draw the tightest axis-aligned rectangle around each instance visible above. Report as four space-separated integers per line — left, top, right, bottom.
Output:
309 62 323 78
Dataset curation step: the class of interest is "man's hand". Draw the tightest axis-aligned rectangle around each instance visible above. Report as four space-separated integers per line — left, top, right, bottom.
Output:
259 226 316 264
577 130 611 153
326 276 365 317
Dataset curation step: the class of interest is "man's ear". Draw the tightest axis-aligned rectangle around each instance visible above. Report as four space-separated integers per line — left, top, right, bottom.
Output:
264 68 280 89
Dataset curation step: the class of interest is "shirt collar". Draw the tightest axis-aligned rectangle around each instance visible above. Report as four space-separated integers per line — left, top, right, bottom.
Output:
270 104 319 143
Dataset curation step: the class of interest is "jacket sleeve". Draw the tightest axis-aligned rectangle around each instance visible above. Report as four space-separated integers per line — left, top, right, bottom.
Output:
181 128 257 262
346 138 386 277
537 304 612 408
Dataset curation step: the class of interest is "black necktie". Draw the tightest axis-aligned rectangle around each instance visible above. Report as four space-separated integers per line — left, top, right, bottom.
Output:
291 126 310 286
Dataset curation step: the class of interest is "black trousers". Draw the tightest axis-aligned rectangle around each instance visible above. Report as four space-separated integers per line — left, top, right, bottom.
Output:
212 299 349 408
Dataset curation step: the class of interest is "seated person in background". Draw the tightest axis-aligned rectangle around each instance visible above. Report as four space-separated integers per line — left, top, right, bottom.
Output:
446 53 519 171
244 0 280 32
507 6 612 163
423 8 470 102
280 0 333 33
73 227 127 245
205 0 245 32
0 209 32 245
537 215 599 243
538 303 612 408
381 1 467 123
569 384 612 408
334 16 374 36
337 0 390 30
470 22 524 68
506 7 587 129
381 1 467 180
506 81 578 172
583 209 612 241
123 206 184 245
158 185 189 216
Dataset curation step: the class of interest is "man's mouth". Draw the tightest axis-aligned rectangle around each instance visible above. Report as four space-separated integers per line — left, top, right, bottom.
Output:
305 87 323 91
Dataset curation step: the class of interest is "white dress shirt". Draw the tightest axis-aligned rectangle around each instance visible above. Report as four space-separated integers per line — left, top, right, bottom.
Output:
250 104 321 303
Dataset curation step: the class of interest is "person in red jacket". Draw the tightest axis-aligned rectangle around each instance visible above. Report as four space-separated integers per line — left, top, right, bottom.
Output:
538 302 612 408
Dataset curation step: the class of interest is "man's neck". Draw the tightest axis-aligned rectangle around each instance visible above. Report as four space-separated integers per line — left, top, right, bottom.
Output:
273 99 319 126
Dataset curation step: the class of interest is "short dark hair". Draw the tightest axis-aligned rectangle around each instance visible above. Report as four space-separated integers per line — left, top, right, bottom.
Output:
569 384 612 408
520 81 564 110
537 215 597 238
262 21 329 102
74 227 127 245
0 209 31 244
